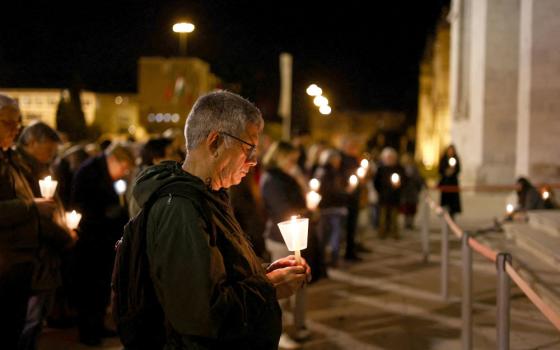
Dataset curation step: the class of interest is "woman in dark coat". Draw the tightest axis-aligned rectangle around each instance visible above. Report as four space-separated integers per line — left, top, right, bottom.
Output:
438 145 462 218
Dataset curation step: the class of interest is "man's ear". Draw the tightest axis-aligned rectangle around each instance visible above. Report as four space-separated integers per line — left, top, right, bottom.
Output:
206 131 221 154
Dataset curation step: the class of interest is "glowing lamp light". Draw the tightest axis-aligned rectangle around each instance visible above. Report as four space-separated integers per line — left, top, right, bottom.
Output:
360 159 369 169
348 174 358 189
319 105 331 115
357 167 367 179
506 203 514 214
65 210 82 230
277 216 309 265
309 178 320 192
306 191 322 211
173 22 195 33
306 84 322 97
448 157 457 167
390 173 400 186
543 191 550 200
313 95 328 107
39 176 58 199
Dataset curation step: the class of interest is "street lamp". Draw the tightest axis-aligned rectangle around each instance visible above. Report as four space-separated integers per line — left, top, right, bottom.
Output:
173 22 195 56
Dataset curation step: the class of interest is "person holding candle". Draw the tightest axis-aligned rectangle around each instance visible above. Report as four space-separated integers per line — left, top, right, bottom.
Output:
314 148 350 267
438 145 462 219
0 95 57 348
260 141 316 347
15 122 78 349
71 142 134 346
373 147 406 240
128 91 310 349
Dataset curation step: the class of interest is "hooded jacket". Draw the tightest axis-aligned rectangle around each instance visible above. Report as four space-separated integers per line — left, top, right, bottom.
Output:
133 161 281 349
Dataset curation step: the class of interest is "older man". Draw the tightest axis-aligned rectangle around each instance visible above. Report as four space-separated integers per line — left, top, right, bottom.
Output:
16 122 76 350
128 91 310 349
0 95 55 347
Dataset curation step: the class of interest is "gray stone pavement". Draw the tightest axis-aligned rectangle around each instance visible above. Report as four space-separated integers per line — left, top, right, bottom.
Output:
38 191 560 349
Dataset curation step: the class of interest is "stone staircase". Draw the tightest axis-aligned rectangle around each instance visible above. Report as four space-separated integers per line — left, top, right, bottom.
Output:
504 210 560 268
493 210 560 314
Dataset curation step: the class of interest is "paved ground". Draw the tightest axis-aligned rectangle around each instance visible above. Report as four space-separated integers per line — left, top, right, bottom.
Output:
38 191 560 349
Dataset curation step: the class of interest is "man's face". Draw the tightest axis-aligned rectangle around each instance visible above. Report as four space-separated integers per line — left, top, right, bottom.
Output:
25 140 59 165
212 123 259 190
0 107 21 149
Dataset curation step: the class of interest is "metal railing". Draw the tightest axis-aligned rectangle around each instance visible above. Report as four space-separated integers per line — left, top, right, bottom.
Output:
421 193 560 350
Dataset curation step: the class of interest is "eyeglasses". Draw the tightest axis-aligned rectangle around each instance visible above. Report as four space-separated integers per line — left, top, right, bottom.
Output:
220 132 257 160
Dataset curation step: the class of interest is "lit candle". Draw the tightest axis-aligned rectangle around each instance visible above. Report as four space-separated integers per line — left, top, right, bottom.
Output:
306 190 322 210
360 159 369 169
114 180 127 206
277 216 309 265
448 157 457 167
543 191 550 200
390 173 400 187
309 178 320 192
39 175 58 199
506 204 514 214
348 174 358 189
65 210 82 230
357 167 367 179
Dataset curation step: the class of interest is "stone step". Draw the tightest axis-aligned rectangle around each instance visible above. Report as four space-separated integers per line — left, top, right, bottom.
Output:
478 231 560 316
528 210 560 238
504 223 560 269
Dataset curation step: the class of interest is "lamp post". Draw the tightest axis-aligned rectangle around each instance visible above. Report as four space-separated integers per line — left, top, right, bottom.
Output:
173 22 195 56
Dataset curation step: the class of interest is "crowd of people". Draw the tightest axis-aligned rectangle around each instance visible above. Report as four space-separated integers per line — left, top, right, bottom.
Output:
1 90 557 349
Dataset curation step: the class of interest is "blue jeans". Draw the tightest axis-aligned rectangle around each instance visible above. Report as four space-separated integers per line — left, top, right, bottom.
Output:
19 291 54 350
319 211 347 265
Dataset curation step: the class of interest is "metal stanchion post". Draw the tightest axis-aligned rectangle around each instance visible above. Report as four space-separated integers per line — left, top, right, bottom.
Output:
421 194 430 263
440 209 449 300
496 253 512 350
461 232 472 350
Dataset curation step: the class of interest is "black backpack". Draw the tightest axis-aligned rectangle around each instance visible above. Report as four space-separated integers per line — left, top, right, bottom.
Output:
111 182 212 349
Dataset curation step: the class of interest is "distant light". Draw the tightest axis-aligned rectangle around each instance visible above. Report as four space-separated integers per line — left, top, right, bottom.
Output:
319 105 331 115
360 159 369 169
155 114 164 123
114 180 127 195
171 113 180 123
309 178 320 191
449 157 457 167
173 22 195 33
306 84 322 97
357 167 366 179
115 96 123 105
147 113 155 122
313 95 328 107
506 204 514 214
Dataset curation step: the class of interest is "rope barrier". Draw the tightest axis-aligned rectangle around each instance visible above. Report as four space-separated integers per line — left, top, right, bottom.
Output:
467 237 498 263
424 193 560 333
505 262 560 331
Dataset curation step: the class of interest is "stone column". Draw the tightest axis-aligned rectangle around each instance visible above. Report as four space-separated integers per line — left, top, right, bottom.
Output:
450 0 520 185
517 0 560 183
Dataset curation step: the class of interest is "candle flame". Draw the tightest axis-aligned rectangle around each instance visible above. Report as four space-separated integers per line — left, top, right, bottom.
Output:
391 173 400 184
360 159 369 169
357 167 366 179
449 157 457 167
309 178 320 191
506 204 514 214
543 191 550 200
349 175 358 187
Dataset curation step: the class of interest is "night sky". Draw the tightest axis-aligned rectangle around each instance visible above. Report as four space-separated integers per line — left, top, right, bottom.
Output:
0 1 448 122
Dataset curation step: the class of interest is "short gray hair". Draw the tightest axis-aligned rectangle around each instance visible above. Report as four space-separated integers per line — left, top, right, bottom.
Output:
184 90 264 151
0 94 19 112
18 121 61 146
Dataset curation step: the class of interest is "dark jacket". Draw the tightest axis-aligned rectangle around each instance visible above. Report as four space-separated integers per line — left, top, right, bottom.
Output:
374 164 406 206
133 161 281 349
71 154 129 247
438 154 462 214
0 148 40 274
314 164 349 209
260 167 307 243
17 148 72 291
